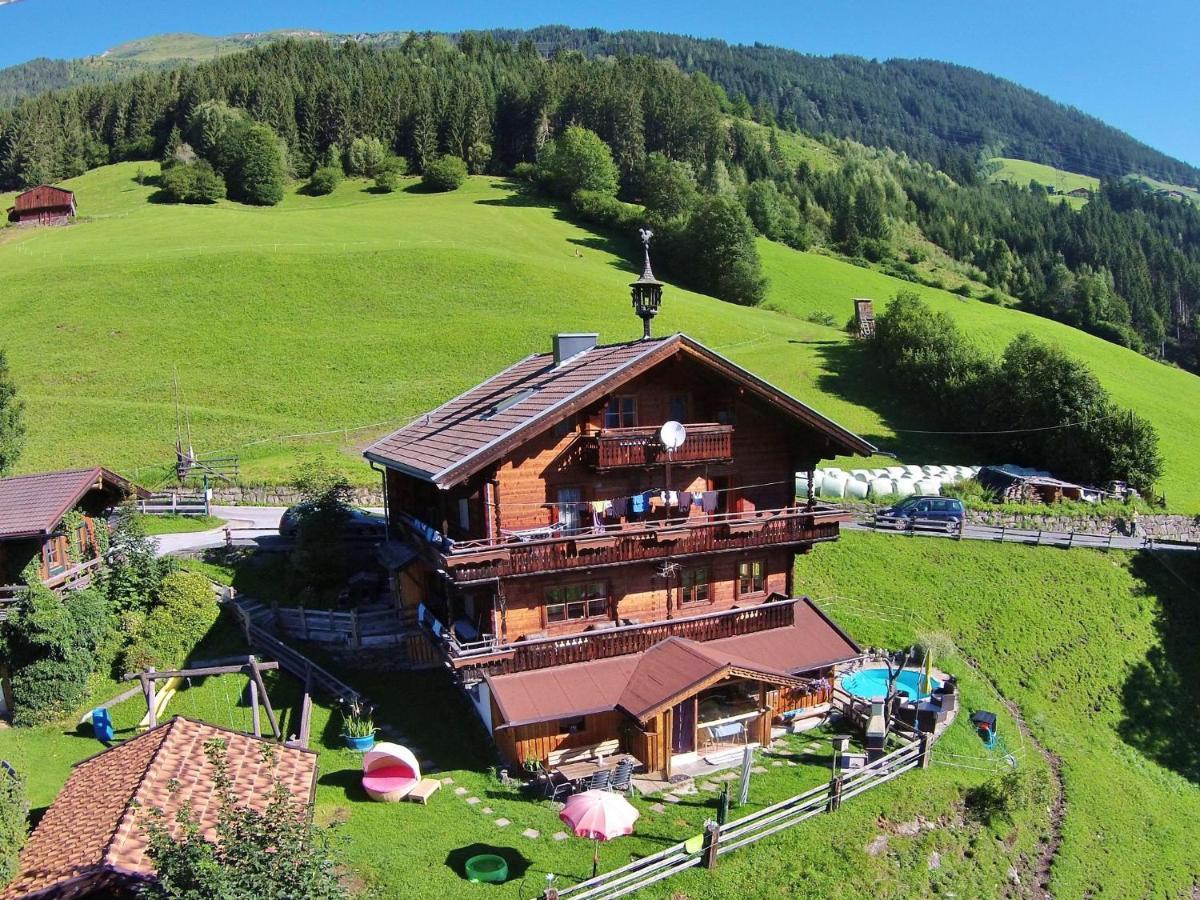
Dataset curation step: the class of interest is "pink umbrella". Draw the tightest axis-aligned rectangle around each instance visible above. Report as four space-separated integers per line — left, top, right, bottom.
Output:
559 789 640 878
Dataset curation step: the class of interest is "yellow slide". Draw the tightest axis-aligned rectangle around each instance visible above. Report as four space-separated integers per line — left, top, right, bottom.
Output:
137 676 182 731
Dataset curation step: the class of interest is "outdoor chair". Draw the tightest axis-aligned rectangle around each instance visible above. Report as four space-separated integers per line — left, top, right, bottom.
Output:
610 759 634 794
587 769 613 791
536 763 574 802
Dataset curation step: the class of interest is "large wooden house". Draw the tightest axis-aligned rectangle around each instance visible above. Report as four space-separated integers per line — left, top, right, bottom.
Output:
366 322 875 777
6 184 76 226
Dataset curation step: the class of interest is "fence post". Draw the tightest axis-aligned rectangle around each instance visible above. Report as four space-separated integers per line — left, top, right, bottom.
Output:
352 609 361 647
827 774 843 812
701 819 721 870
1067 531 1075 549
918 733 933 769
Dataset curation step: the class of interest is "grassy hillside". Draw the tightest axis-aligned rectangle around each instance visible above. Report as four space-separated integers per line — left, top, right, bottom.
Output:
758 240 1200 508
797 532 1200 897
989 156 1200 207
4 162 1200 506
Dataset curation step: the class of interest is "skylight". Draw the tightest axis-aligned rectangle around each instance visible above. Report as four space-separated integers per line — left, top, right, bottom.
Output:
481 388 536 420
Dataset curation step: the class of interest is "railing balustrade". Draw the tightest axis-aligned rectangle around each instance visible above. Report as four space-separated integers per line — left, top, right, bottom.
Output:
584 423 734 470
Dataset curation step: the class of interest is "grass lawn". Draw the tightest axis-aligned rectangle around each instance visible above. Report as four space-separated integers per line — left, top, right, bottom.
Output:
138 513 226 535
796 531 1200 897
4 162 1200 508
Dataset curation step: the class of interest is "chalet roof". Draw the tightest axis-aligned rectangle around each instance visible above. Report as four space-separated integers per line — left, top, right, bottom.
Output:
485 598 862 729
2 717 318 900
365 333 876 488
0 467 145 540
11 185 75 214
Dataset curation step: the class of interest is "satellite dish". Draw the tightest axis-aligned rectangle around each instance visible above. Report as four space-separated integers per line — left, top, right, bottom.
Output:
659 421 687 451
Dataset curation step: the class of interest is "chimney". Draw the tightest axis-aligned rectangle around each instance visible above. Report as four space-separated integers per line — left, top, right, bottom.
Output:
553 333 599 366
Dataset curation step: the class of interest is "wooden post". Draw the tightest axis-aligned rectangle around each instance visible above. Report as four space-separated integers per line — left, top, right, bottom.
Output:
146 667 158 729
918 733 933 769
827 774 843 812
351 609 361 647
701 819 720 870
248 656 280 740
249 678 261 738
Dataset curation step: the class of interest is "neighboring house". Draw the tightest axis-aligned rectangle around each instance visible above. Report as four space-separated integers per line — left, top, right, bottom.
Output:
1 717 318 899
977 464 1096 504
1065 186 1093 199
6 185 76 226
365 321 876 777
0 467 146 605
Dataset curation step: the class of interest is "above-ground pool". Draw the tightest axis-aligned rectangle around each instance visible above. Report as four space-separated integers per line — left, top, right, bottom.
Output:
841 667 941 701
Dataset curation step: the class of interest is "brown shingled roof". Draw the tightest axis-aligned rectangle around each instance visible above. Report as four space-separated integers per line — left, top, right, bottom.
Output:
0 467 144 540
3 717 318 899
486 598 862 729
365 333 875 488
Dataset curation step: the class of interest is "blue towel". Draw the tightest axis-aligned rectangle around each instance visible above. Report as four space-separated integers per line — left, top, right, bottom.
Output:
631 493 646 514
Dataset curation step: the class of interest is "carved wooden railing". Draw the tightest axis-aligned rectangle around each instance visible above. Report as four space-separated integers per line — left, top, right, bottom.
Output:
0 556 104 618
584 423 734 470
398 505 846 585
439 596 802 675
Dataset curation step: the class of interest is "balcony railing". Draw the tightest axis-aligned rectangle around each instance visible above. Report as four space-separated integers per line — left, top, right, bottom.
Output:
0 556 103 618
432 595 803 676
398 505 847 585
584 423 733 470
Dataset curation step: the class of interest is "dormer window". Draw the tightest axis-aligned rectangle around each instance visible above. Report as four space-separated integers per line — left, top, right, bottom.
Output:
605 396 637 429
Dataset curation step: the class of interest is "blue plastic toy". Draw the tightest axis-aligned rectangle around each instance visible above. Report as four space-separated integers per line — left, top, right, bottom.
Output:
91 707 114 743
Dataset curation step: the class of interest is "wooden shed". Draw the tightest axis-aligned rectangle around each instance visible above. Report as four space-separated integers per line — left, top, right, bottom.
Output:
7 185 77 226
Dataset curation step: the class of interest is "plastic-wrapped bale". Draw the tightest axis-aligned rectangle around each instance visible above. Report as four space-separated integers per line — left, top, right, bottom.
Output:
871 468 890 478
850 469 872 482
886 466 907 478
903 464 924 477
916 477 942 495
940 469 960 486
921 465 944 476
845 478 869 500
819 473 848 499
869 477 895 499
893 477 917 498
795 473 810 498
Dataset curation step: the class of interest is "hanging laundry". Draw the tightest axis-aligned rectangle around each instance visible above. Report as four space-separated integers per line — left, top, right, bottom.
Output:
631 493 646 514
592 509 605 532
590 500 607 514
701 491 719 513
667 491 679 507
649 495 665 510
611 496 629 518
679 492 693 513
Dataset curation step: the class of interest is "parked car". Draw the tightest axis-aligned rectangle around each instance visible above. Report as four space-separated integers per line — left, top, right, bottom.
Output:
874 496 964 533
279 503 386 539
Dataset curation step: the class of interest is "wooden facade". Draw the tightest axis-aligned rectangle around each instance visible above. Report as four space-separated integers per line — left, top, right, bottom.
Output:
7 185 76 227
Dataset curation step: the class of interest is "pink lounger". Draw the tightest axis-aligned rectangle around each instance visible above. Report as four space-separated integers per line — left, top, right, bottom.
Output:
362 743 422 802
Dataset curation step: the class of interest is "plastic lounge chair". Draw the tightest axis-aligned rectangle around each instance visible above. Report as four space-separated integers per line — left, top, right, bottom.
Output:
611 759 634 794
362 743 422 802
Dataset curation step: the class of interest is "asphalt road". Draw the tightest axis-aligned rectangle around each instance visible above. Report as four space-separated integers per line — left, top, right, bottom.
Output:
152 505 286 557
845 518 1196 553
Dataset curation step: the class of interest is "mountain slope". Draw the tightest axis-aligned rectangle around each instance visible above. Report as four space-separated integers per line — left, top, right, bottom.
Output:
1 25 1195 186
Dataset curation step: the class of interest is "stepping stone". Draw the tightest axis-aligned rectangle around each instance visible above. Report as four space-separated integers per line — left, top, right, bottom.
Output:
466 797 480 805
786 761 797 767
771 761 783 767
522 828 540 839
718 772 739 781
750 766 768 774
482 807 493 815
441 777 454 785
494 818 510 828
664 794 681 803
699 781 719 792
649 803 666 813
454 787 468 796
552 832 571 841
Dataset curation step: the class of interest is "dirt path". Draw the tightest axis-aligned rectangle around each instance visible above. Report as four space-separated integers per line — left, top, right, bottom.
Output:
958 653 1066 899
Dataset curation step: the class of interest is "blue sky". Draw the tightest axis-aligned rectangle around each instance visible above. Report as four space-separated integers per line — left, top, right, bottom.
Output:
2 0 1198 167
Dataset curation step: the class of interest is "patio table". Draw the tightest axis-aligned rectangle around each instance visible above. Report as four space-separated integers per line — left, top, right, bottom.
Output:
704 721 747 741
554 754 642 786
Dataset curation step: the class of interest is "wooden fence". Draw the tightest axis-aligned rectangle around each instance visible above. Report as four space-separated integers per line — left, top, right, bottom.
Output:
271 603 406 648
546 737 928 899
138 492 210 516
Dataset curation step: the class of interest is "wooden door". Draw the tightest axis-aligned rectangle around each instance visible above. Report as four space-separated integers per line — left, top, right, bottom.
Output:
671 698 696 753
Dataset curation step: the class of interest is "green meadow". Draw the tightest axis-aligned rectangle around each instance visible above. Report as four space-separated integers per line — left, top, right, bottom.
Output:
4 162 1200 508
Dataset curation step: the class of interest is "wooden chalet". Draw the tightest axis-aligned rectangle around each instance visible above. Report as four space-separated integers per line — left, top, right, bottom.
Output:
6 184 76 226
365 287 875 776
0 467 145 605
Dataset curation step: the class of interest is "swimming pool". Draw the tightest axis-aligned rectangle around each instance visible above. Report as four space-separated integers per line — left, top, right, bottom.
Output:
840 667 940 701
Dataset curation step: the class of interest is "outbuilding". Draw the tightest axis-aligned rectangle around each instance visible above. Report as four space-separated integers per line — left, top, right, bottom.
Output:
6 184 77 226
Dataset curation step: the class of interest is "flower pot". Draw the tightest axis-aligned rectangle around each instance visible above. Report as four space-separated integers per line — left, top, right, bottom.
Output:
344 732 376 752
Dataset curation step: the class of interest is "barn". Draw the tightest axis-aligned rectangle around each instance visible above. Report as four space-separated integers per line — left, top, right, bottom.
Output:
6 184 77 226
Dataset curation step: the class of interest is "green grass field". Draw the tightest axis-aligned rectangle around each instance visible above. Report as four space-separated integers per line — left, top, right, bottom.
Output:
4 162 1200 507
989 156 1200 208
797 532 1200 898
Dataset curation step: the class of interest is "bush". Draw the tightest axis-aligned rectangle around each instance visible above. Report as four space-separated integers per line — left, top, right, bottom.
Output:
679 195 766 306
123 571 219 672
346 136 387 177
536 126 618 199
965 768 1051 826
0 766 27 888
290 460 353 592
640 153 697 219
372 155 407 193
223 121 286 206
306 165 342 196
421 155 468 192
105 509 168 615
570 189 640 231
160 160 224 204
510 161 537 182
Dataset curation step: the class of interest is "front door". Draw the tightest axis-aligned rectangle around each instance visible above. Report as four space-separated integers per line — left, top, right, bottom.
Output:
671 698 696 754
557 487 583 533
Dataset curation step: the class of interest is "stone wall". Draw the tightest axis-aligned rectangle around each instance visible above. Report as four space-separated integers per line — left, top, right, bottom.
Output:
212 485 385 507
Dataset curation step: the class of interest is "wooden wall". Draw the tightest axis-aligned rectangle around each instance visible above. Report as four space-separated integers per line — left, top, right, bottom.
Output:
492 702 628 768
496 549 791 641
766 679 833 721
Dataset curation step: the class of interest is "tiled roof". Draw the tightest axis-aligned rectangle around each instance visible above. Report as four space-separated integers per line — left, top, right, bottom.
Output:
365 333 875 488
486 598 862 729
0 468 139 540
3 717 318 899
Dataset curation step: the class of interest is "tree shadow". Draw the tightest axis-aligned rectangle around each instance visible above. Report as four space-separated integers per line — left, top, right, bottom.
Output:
1118 552 1200 784
317 768 370 802
810 341 979 463
472 180 556 209
444 843 532 883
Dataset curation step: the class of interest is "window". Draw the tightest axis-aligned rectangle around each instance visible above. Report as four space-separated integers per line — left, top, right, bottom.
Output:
668 396 688 422
545 581 609 625
737 559 766 596
680 568 710 606
45 538 65 574
604 395 637 429
559 716 587 734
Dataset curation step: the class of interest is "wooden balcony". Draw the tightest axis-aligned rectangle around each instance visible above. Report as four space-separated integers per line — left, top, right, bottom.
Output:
436 596 803 676
584 423 733 470
0 556 103 619
398 505 847 586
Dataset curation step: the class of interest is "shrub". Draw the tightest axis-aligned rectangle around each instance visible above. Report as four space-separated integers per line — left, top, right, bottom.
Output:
306 166 342 196
160 160 224 204
805 311 838 328
678 195 766 306
640 153 697 219
223 121 286 206
535 126 618 199
0 766 27 888
123 571 219 672
346 135 387 177
105 508 168 615
372 155 407 193
290 459 353 592
965 768 1051 826
570 189 640 231
510 161 537 182
951 283 974 297
421 155 468 192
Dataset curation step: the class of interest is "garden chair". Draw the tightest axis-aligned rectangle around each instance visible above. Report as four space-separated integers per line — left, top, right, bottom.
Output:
610 758 634 794
587 769 613 791
536 763 574 802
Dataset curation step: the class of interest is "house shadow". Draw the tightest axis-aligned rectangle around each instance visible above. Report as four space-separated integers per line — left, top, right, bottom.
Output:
444 843 532 882
1117 553 1200 784
317 768 370 802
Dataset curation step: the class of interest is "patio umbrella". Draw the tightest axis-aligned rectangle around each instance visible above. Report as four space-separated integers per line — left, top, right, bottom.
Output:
559 789 640 878
920 650 934 697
